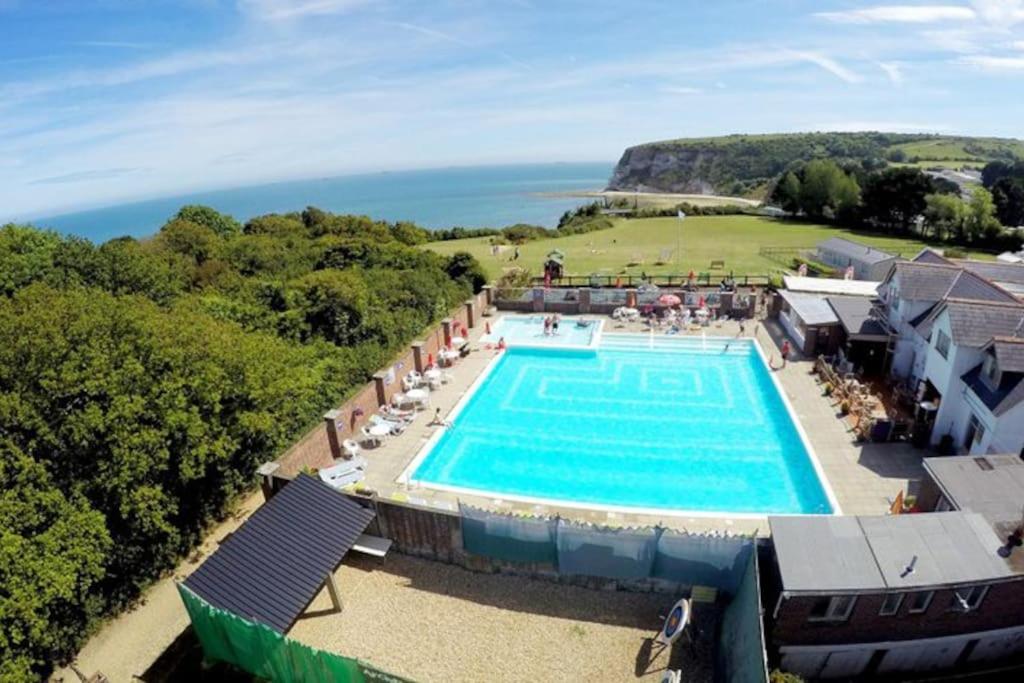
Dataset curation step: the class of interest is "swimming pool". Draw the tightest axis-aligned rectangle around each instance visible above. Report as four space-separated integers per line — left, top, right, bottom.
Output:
481 315 602 349
406 335 835 516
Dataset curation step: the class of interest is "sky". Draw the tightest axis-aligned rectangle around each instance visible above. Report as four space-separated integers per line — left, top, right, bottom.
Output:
1 0 1024 218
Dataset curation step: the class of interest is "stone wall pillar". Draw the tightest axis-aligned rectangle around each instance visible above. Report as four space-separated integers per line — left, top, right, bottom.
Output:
323 409 343 460
411 341 426 373
720 292 733 317
464 299 476 329
256 462 280 501
441 318 453 346
532 288 545 312
372 371 388 406
482 285 494 305
578 288 592 314
626 288 638 308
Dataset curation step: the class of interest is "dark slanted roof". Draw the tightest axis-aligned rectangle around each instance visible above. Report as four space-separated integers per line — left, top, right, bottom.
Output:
913 248 953 265
961 364 1024 416
945 270 1019 303
817 237 896 265
988 336 1024 373
826 295 887 339
956 260 1024 287
889 262 962 301
184 474 374 633
920 298 1024 348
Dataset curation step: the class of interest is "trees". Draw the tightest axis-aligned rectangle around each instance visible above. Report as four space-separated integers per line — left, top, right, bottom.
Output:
0 207 485 677
964 187 1002 243
923 193 966 242
769 171 802 213
993 177 1024 228
173 205 241 238
860 167 934 233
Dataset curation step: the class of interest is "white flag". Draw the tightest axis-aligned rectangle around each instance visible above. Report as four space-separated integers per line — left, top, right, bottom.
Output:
677 210 686 221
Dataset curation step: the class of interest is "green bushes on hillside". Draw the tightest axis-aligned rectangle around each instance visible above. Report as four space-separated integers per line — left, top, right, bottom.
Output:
0 207 484 679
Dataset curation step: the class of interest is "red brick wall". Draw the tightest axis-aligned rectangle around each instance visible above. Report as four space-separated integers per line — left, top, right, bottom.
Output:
772 579 1024 647
274 292 486 477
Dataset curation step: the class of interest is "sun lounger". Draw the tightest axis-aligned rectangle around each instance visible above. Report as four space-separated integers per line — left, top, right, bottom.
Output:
351 533 393 558
318 460 367 489
370 414 406 435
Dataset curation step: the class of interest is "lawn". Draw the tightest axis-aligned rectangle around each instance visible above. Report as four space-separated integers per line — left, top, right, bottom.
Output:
423 215 988 281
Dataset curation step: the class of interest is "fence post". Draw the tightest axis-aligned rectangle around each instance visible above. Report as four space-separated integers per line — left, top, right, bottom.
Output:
532 288 545 312
578 288 591 314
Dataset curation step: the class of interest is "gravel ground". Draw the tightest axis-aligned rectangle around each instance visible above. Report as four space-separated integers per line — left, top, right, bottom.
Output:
288 554 715 683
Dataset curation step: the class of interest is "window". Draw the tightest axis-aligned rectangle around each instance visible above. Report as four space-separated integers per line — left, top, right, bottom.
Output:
907 590 934 614
935 330 951 359
950 585 989 612
808 595 857 622
968 414 986 446
879 592 904 616
983 353 997 380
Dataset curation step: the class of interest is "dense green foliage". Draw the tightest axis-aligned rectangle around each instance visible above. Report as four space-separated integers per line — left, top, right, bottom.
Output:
982 161 1024 228
611 132 1024 196
0 208 482 679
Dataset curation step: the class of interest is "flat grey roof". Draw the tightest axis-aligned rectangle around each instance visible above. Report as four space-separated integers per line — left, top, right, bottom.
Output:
184 474 375 633
817 237 897 265
769 516 882 592
770 512 1017 593
860 513 1013 589
924 455 1024 527
778 290 839 326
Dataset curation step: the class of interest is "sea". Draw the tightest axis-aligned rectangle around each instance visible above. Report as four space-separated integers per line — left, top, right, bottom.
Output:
32 162 613 243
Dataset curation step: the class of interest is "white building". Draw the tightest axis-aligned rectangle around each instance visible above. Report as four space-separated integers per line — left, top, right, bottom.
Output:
877 251 1018 382
916 299 1024 453
816 237 901 281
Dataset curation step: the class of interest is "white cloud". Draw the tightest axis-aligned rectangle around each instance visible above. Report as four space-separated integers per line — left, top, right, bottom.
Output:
237 0 370 21
660 86 703 95
969 0 1024 25
815 5 976 24
960 54 1024 69
789 51 863 83
877 61 904 84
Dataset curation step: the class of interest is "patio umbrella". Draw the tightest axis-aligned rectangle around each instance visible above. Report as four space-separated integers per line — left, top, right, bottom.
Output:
658 294 682 307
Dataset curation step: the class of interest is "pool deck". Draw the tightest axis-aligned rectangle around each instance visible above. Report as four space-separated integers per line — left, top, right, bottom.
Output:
355 313 925 536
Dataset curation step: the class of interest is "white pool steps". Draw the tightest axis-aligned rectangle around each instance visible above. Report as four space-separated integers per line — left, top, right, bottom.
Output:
599 333 752 355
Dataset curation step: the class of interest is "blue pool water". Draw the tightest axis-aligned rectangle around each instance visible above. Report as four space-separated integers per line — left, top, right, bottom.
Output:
482 315 602 348
410 337 833 515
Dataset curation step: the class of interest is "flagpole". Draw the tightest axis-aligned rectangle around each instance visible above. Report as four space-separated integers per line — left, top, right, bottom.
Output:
676 209 686 282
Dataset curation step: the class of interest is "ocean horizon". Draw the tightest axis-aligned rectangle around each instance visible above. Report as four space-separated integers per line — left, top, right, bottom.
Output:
28 162 613 243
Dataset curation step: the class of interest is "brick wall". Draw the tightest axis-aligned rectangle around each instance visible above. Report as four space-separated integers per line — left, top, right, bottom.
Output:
772 578 1024 647
275 291 488 477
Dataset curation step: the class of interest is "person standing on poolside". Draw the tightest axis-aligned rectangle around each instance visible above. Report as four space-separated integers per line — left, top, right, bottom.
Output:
552 314 560 334
781 339 791 369
738 319 746 337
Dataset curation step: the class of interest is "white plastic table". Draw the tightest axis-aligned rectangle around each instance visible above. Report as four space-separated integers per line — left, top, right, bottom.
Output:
406 388 429 402
367 423 392 438
424 368 442 382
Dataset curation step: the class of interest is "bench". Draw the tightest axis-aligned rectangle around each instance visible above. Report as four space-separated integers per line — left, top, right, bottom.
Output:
351 533 393 558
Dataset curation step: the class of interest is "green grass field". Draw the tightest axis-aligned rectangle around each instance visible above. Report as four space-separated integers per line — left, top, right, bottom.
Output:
424 215 990 280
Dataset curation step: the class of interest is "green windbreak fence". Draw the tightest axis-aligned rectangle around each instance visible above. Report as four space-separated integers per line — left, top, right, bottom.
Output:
177 584 411 683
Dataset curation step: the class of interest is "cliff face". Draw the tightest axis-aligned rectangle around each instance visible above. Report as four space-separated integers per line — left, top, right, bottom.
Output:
608 145 719 193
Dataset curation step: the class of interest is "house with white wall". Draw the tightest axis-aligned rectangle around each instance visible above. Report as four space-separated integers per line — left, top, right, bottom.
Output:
877 253 1018 383
916 300 1024 453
